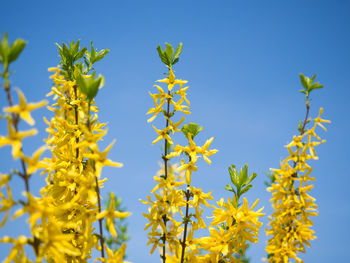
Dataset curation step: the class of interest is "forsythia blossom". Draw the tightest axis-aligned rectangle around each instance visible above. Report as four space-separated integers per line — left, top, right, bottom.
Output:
142 46 218 263
265 108 330 262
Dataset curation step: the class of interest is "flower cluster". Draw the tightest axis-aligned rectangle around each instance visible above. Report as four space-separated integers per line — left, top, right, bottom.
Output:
0 37 130 262
142 43 265 263
141 43 219 262
0 35 331 263
195 197 264 262
265 74 330 262
187 164 264 263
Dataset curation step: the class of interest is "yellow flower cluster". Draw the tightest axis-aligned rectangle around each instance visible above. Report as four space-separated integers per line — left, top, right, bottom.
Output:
35 66 130 262
141 68 218 262
0 87 47 261
265 108 330 262
0 53 131 261
194 197 264 262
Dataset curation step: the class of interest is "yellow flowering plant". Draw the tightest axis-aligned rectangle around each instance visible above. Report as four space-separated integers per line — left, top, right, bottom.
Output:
141 43 264 263
0 33 48 261
0 35 131 262
0 34 330 263
265 74 330 263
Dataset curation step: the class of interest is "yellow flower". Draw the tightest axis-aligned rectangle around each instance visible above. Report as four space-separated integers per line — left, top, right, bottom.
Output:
0 235 31 263
146 102 163 123
0 184 15 227
0 173 11 188
152 126 173 145
199 137 218 164
313 107 331 131
175 86 190 105
151 175 185 193
157 70 188 91
171 98 191 114
85 140 123 177
20 145 47 174
96 243 130 263
4 89 47 125
178 156 198 185
0 118 37 159
96 193 131 237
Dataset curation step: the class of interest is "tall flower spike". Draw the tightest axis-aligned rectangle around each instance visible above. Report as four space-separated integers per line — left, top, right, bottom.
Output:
266 74 329 262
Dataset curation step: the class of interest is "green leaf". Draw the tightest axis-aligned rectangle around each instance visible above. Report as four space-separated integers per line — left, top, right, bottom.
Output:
228 164 239 187
172 57 179 65
75 47 87 61
173 42 183 60
245 172 257 186
310 74 316 83
2 33 9 55
240 185 253 195
240 164 248 186
310 82 323 90
181 123 203 139
299 73 309 90
225 184 236 195
0 34 10 68
55 43 63 53
156 45 169 65
76 73 104 102
8 39 26 63
89 41 96 62
93 49 110 63
164 43 174 62
62 43 70 58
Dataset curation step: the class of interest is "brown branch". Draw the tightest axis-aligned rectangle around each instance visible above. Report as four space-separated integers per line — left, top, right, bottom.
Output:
180 184 191 263
161 91 171 263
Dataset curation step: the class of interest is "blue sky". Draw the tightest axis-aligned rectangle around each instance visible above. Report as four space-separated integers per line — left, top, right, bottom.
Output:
1 0 349 262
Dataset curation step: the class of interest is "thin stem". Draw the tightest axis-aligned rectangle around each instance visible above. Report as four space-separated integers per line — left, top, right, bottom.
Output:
95 176 105 258
4 79 30 194
300 102 310 135
3 76 37 255
74 85 79 158
180 184 191 263
286 101 310 235
86 100 105 258
291 102 310 180
161 91 171 263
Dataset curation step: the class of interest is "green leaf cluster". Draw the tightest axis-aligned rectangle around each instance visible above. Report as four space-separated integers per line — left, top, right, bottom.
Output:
76 73 104 102
56 40 109 81
181 123 203 140
225 164 257 205
157 42 183 68
56 40 87 79
299 73 323 101
55 40 109 102
0 33 26 77
84 41 109 72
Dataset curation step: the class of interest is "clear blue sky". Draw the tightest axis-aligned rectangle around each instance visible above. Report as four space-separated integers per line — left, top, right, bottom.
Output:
1 0 349 262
